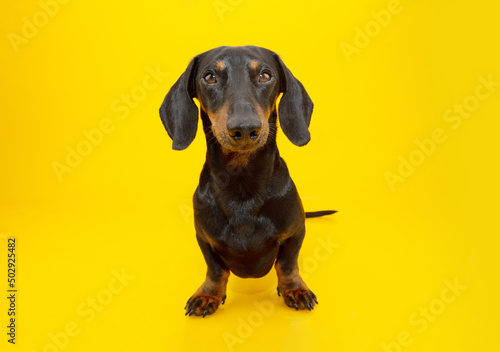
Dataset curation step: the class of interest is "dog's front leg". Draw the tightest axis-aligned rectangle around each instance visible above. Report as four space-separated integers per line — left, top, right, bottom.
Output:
185 234 230 317
275 228 318 310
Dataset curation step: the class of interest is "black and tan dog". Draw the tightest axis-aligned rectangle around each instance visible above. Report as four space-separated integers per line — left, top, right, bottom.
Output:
159 46 335 317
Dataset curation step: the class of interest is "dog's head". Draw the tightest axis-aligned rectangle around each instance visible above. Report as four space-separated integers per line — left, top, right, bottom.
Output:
159 46 313 152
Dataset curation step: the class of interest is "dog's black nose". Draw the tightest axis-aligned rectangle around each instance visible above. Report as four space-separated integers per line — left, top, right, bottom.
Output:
227 120 261 142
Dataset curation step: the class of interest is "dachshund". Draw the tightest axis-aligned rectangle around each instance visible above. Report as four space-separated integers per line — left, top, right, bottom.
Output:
159 46 335 317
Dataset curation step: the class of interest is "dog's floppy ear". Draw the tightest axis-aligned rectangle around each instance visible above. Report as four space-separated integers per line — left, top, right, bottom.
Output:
159 56 199 150
274 54 314 146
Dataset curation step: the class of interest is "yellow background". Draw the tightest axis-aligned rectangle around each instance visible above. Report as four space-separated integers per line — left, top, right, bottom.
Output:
1 0 499 351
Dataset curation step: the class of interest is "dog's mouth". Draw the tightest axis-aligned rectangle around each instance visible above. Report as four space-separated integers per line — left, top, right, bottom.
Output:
218 138 265 168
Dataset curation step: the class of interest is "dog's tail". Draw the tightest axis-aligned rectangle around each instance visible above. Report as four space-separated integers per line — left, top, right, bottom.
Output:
305 210 337 218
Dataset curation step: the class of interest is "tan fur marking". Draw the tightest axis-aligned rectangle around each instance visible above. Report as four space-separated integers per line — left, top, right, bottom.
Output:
215 61 226 70
275 262 304 289
196 269 230 297
249 60 259 70
255 104 270 140
222 149 253 169
208 102 230 145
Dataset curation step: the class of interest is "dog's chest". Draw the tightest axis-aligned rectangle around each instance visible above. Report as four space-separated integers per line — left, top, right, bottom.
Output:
208 212 281 254
207 214 282 278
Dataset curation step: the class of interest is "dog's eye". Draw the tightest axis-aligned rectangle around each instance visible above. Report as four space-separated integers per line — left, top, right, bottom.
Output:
259 71 272 83
203 72 217 84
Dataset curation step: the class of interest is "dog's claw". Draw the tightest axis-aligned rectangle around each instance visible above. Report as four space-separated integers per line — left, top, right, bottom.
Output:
222 295 226 305
186 298 201 316
188 301 201 316
312 293 318 305
286 296 299 311
277 287 281 296
306 292 315 310
184 297 192 310
300 294 312 310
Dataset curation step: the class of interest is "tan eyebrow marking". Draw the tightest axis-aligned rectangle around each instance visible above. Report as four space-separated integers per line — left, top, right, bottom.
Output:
215 61 226 70
249 60 259 70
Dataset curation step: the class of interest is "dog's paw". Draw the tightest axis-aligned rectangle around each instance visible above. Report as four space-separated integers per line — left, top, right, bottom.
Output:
277 286 318 311
185 293 226 317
